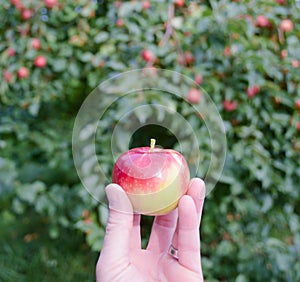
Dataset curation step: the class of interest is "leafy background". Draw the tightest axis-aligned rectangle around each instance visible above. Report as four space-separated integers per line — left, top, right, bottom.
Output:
1 0 300 281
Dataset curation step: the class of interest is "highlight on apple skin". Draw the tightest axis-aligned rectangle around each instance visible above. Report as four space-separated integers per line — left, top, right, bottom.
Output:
112 139 190 215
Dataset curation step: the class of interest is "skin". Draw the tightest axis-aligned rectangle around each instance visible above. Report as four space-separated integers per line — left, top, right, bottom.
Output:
96 178 205 282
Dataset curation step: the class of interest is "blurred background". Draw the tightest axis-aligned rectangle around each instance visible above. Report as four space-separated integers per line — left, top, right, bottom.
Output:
1 0 300 281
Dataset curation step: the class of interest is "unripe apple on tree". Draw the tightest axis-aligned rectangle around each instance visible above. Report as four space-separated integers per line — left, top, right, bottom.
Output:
112 139 190 215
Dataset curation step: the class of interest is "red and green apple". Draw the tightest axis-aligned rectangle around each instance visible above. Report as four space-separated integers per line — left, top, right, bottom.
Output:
112 139 190 215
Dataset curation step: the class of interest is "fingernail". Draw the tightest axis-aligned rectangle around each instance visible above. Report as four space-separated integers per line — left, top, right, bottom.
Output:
191 178 206 200
105 184 133 214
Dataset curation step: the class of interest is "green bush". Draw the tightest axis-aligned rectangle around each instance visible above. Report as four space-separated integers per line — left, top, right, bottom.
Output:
1 0 300 281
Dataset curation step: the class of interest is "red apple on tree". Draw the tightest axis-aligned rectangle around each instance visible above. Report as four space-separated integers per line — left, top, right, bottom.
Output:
195 73 203 85
3 71 12 83
256 15 270 27
112 139 190 215
44 0 57 8
31 38 41 49
34 55 47 68
295 99 300 110
7 48 16 57
141 49 155 62
223 100 237 112
174 0 185 7
142 0 151 10
187 88 202 104
280 19 293 32
21 9 32 20
17 67 29 78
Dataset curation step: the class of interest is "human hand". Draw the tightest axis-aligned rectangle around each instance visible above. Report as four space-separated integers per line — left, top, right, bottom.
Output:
96 178 206 282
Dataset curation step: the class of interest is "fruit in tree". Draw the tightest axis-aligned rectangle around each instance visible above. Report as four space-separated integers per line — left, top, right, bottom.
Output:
116 18 124 27
256 15 270 27
187 88 202 104
7 48 16 57
292 60 300 68
223 100 237 111
223 46 231 56
17 67 29 78
141 49 154 62
34 55 47 68
195 73 203 85
295 99 300 110
142 0 151 9
174 0 185 7
112 139 190 215
280 19 293 32
3 71 12 83
31 38 41 49
276 0 285 4
246 84 260 98
296 122 300 132
44 0 57 8
21 9 32 20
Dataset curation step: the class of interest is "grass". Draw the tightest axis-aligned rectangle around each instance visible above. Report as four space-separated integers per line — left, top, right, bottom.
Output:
0 210 98 282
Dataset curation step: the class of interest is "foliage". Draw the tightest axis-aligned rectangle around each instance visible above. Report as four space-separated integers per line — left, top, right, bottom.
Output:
1 0 300 281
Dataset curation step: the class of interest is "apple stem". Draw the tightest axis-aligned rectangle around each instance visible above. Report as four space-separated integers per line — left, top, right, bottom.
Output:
150 138 156 152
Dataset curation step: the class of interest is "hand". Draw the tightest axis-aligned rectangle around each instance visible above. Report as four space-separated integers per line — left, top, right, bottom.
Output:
96 178 206 282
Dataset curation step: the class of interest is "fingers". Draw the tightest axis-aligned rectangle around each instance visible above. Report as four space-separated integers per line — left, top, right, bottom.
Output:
101 184 134 260
172 178 206 249
186 178 206 224
177 195 201 273
130 214 141 249
146 208 178 253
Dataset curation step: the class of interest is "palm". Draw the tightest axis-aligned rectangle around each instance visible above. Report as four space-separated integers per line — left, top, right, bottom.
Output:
96 178 205 282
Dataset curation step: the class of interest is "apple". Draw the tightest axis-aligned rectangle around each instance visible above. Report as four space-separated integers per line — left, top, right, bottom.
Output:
112 139 190 215
174 0 185 7
195 73 203 85
31 38 41 49
276 0 285 4
34 55 47 68
7 48 16 57
295 99 300 110
17 67 29 78
114 1 122 8
3 71 12 83
280 19 293 32
44 0 57 8
142 0 151 9
21 9 32 20
187 88 201 104
296 122 300 132
247 84 260 98
256 15 270 27
292 59 299 68
281 49 288 58
141 49 154 62
223 46 231 56
223 100 237 112
116 18 124 27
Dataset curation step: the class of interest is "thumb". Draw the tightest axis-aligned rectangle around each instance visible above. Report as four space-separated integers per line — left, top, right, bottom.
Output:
102 183 134 259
